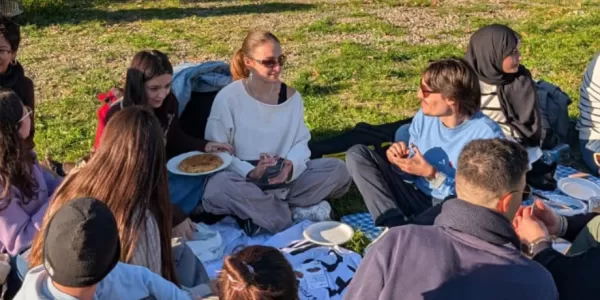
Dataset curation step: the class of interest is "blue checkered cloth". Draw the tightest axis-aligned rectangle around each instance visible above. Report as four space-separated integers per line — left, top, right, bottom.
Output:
341 213 383 241
528 165 600 203
342 165 597 241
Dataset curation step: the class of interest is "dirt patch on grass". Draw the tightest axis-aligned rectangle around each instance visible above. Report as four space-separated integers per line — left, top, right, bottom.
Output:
374 5 529 45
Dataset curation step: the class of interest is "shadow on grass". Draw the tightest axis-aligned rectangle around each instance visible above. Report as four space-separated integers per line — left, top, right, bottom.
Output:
22 2 315 27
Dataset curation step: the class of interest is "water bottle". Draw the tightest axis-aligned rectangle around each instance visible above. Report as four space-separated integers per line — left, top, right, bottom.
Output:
541 144 571 165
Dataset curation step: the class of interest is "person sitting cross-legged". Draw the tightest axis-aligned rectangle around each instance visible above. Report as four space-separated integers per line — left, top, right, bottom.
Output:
346 58 505 227
345 138 558 300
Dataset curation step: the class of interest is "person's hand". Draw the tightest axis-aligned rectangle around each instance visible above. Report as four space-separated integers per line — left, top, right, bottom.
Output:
268 159 293 185
247 153 278 180
172 218 196 241
209 279 219 294
386 142 410 164
205 142 234 154
515 199 561 236
394 144 435 178
513 206 550 244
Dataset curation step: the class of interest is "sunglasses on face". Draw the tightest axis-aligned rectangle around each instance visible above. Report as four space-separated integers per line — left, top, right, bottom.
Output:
251 54 286 69
419 81 438 98
19 106 32 123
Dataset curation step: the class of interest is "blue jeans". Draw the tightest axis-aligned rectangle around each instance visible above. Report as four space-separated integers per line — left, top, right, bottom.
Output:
168 172 208 215
5 251 30 299
579 139 600 175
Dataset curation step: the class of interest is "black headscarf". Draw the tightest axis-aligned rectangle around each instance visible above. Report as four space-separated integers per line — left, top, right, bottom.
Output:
465 24 541 147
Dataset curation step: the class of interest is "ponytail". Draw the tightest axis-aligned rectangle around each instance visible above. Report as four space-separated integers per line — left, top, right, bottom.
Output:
231 48 249 82
217 246 298 300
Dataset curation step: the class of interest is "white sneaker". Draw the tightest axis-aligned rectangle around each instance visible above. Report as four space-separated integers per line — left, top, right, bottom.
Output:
293 201 332 222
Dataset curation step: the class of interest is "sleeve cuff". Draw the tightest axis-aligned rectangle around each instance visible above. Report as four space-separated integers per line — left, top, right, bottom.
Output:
230 161 255 179
289 159 307 182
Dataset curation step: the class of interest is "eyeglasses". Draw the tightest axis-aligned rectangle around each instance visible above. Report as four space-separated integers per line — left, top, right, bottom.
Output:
0 49 12 57
19 106 32 123
522 184 531 201
419 81 439 98
250 54 286 69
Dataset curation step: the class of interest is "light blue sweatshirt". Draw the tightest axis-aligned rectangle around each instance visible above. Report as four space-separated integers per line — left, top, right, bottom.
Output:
14 263 192 300
405 109 505 200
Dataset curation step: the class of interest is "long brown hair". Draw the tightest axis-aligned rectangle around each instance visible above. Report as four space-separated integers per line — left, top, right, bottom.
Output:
231 30 280 81
0 89 37 207
28 106 179 285
218 245 298 300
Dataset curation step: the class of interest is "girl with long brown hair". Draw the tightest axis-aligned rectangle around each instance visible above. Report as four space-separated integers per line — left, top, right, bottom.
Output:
218 245 298 300
0 89 61 256
28 107 179 284
101 50 233 240
204 30 351 236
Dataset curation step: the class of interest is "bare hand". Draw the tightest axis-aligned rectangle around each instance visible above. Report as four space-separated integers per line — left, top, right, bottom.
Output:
205 142 234 154
515 200 560 236
172 218 196 241
394 144 435 178
386 142 409 164
268 159 293 185
513 206 549 244
247 153 278 180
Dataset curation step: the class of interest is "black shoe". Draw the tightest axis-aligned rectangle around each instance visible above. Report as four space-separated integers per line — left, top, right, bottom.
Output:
235 218 263 237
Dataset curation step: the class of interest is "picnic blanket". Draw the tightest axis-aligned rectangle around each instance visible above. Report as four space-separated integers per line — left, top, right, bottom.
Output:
190 217 361 300
341 165 595 241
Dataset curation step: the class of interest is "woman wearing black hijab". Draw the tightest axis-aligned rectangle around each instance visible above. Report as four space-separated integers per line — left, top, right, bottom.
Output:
465 24 542 148
466 24 559 190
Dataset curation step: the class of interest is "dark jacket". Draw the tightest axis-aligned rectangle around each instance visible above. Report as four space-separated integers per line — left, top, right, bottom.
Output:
533 213 600 300
345 199 558 300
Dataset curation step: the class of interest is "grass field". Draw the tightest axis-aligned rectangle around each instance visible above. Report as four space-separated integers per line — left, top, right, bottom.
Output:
19 0 600 252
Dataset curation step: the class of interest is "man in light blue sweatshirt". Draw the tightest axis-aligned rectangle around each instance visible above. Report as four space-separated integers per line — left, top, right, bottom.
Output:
346 58 505 228
14 197 194 300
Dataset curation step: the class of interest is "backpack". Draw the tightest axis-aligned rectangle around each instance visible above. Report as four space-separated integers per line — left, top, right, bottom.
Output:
536 80 572 149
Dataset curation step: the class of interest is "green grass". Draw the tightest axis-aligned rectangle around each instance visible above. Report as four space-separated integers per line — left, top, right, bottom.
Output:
19 0 600 253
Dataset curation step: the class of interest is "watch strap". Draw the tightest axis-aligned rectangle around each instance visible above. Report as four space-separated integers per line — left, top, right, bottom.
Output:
529 239 552 257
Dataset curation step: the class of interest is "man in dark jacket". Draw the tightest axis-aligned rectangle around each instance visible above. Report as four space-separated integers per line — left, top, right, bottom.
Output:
514 198 600 299
345 138 558 300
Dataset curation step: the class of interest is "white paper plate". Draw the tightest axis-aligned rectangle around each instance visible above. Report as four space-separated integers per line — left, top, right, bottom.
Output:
167 151 232 176
303 221 354 247
543 195 587 216
557 177 600 201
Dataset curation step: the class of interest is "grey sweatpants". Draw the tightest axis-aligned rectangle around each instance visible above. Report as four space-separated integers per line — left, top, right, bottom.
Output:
202 158 352 233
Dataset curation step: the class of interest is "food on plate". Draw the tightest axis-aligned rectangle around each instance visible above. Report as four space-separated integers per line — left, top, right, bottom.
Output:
178 154 223 173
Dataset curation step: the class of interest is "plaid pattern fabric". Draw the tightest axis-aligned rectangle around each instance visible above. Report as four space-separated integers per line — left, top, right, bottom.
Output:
341 213 383 241
342 165 598 241
529 165 600 202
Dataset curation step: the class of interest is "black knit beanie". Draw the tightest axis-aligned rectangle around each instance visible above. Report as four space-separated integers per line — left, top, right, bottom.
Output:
43 197 121 287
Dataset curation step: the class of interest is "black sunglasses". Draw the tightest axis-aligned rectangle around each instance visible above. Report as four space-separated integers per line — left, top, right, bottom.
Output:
251 54 286 69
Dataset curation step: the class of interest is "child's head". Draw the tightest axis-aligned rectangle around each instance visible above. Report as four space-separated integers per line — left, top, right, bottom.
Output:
43 197 120 297
218 245 298 300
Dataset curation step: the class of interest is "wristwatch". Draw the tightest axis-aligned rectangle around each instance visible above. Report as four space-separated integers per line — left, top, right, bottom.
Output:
526 238 552 257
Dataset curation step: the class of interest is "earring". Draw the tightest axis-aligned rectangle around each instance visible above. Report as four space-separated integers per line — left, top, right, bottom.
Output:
10 59 16 66
249 71 253 81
